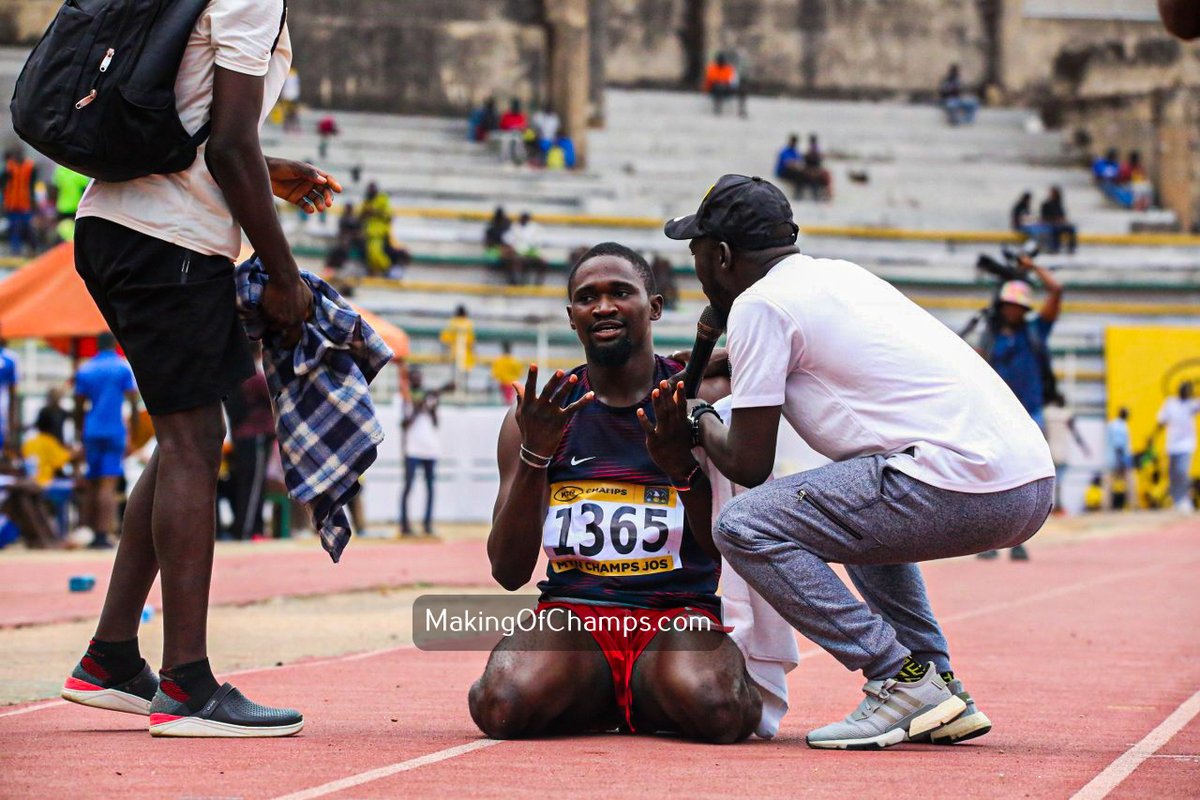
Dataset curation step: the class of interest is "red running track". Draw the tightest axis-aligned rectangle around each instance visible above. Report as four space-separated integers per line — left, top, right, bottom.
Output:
1 522 1197 799
0 538 492 628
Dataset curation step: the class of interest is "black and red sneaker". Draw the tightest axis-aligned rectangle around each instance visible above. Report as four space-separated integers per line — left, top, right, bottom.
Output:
61 659 159 716
148 683 304 738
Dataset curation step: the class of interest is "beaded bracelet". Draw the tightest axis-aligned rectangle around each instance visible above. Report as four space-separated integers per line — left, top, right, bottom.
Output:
670 463 702 492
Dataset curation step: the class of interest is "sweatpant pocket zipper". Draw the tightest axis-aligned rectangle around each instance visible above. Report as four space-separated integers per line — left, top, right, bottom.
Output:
798 488 865 540
179 254 191 284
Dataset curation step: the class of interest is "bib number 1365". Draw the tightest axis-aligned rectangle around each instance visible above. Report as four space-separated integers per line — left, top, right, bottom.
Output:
552 503 669 557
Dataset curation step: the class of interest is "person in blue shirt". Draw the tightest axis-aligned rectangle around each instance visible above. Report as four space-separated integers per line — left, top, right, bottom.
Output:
74 334 140 549
978 254 1062 561
775 134 804 198
0 334 19 453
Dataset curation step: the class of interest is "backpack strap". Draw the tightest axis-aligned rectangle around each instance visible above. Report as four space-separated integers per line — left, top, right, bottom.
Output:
191 0 288 149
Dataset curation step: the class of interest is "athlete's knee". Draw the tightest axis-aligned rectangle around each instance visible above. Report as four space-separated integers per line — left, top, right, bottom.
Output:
468 675 536 740
660 669 757 744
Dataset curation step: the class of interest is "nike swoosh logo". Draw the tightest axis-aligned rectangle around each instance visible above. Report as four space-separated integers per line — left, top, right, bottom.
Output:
570 456 597 466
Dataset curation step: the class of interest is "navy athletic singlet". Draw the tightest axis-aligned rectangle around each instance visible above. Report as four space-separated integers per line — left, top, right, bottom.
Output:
536 356 721 616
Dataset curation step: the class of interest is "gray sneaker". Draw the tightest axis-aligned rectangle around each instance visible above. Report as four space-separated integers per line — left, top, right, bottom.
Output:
925 678 992 744
806 666 967 750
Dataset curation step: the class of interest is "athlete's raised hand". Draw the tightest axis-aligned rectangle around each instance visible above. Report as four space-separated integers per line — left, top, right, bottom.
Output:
637 379 699 483
513 364 594 461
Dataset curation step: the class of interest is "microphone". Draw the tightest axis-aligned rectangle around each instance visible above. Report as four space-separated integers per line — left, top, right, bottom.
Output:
682 305 726 399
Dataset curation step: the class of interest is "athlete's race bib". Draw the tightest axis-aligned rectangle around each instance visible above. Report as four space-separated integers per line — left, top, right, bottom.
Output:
542 481 685 577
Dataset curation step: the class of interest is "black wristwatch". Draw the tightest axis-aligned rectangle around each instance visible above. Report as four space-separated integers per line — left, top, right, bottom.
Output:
687 402 723 446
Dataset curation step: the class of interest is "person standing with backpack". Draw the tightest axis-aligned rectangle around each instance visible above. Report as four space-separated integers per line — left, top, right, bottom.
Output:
977 254 1063 561
55 0 340 737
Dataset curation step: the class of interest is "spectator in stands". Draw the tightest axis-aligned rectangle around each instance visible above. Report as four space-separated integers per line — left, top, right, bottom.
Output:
74 333 139 550
531 105 561 165
225 346 275 540
0 331 19 454
52 165 90 243
470 97 500 143
325 203 365 281
651 254 680 310
1117 151 1153 210
505 213 547 285
775 134 805 198
484 207 521 285
1092 148 1120 184
497 98 528 164
1043 392 1090 511
316 115 339 159
1153 381 1199 513
440 305 477 390
491 342 523 405
703 52 744 116
802 135 833 202
1040 186 1077 254
978 254 1062 559
401 367 442 536
545 133 577 171
2 146 38 256
359 182 409 278
1011 191 1035 233
939 64 978 126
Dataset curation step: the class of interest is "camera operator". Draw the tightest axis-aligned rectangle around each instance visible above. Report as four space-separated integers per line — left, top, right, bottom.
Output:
973 253 1061 560
977 254 1063 431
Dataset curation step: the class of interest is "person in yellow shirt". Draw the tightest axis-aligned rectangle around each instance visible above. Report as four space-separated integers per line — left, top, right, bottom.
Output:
1083 473 1104 512
359 182 409 277
22 414 73 487
490 341 523 404
440 305 476 390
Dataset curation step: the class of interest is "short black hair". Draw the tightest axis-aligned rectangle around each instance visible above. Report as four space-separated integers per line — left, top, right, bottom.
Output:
567 242 657 297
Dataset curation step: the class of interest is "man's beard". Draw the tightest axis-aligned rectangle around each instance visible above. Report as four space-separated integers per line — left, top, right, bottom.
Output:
585 334 635 368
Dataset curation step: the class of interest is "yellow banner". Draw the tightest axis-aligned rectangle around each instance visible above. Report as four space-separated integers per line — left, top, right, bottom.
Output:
1105 326 1200 504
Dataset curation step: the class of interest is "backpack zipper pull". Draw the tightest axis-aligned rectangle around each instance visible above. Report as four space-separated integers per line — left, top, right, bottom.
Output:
75 90 97 109
99 48 115 73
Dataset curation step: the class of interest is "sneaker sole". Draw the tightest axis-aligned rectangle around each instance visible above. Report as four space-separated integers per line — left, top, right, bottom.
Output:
148 714 304 738
807 696 967 750
930 710 993 744
61 678 151 716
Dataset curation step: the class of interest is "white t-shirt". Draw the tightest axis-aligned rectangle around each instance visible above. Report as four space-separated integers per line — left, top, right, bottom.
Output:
1157 397 1200 455
727 254 1054 493
77 0 293 260
405 400 441 460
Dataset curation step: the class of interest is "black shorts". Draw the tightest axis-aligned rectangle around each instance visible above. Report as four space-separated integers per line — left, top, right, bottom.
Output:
75 216 253 416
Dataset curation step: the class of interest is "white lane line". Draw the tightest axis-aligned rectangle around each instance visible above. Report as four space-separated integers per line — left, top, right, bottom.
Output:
1070 687 1200 800
269 739 506 800
0 644 417 721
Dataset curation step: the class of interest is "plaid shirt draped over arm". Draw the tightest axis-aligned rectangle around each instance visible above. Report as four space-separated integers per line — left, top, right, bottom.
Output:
236 258 394 562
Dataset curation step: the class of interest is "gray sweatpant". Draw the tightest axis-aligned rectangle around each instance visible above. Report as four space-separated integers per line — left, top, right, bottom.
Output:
714 455 1054 680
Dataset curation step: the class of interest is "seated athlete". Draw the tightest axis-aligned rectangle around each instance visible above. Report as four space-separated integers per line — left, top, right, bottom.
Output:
469 242 762 743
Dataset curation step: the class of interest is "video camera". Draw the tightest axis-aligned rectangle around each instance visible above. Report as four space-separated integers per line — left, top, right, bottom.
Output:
975 239 1040 285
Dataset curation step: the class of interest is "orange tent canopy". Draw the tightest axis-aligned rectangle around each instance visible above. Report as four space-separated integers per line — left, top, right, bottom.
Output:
0 241 408 359
0 242 109 339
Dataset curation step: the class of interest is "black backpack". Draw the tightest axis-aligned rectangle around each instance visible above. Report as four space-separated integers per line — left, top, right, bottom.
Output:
11 0 283 183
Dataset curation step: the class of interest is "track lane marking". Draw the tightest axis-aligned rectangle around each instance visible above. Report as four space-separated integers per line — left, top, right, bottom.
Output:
268 740 505 800
1069 687 1200 800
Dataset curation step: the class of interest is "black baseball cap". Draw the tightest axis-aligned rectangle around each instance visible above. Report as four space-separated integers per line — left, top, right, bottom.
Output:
664 174 799 250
